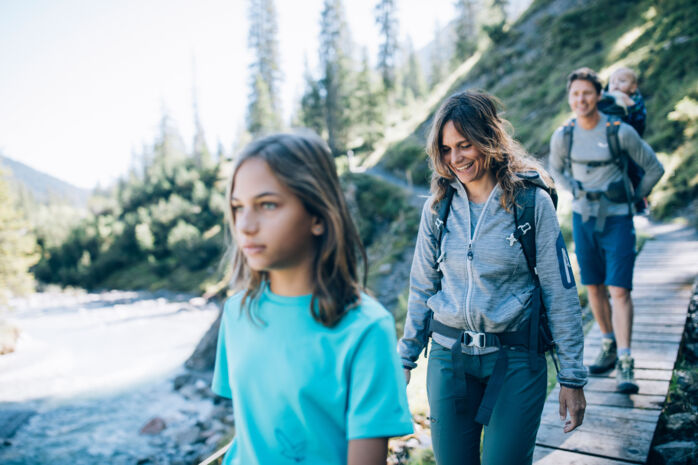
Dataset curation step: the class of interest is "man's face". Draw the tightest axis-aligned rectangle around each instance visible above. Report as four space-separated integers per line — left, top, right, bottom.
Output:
568 79 600 119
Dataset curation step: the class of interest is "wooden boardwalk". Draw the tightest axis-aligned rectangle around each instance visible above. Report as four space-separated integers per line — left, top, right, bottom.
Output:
533 237 698 464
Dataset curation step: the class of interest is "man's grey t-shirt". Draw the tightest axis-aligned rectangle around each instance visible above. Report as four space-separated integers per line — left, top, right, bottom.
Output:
549 113 664 218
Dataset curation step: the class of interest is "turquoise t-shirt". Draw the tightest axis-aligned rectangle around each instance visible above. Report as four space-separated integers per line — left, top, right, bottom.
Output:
211 285 413 465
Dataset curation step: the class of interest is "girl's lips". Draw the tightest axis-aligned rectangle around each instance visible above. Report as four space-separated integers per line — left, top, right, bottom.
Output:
242 244 265 254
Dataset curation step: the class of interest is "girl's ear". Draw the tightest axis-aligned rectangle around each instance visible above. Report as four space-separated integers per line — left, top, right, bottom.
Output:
311 217 324 236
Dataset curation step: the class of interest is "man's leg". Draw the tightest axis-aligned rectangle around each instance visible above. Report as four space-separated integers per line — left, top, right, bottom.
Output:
601 215 638 393
608 285 633 350
573 213 617 373
587 284 613 334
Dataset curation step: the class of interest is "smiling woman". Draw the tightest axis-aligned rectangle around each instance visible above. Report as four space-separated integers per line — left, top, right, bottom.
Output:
398 90 588 465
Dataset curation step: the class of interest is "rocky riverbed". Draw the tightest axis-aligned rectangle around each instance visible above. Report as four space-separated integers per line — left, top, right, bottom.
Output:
0 289 233 465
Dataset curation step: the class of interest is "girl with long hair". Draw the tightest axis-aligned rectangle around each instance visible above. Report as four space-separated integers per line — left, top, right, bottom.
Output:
398 91 587 464
212 132 413 465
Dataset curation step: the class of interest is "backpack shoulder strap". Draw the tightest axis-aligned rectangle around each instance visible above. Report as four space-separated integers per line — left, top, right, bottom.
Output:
562 119 576 174
433 185 455 249
512 183 538 283
605 115 623 164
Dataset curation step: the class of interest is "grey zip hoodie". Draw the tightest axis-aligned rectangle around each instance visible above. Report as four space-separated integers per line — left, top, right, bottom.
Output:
398 181 588 388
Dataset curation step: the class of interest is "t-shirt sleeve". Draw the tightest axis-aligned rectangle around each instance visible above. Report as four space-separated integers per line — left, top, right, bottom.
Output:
211 306 232 398
346 314 413 440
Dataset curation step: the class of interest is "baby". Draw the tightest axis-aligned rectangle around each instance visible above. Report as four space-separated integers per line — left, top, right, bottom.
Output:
606 67 647 136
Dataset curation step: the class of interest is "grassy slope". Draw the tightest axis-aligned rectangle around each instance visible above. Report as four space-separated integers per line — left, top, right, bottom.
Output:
382 0 698 222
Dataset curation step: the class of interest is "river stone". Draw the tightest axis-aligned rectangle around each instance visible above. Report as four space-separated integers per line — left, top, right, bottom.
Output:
140 417 167 435
652 441 697 465
665 412 698 433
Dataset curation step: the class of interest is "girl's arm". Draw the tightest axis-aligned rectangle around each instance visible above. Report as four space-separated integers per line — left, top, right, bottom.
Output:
348 438 388 465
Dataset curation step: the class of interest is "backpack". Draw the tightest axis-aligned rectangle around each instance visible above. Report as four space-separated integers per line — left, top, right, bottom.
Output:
562 116 647 214
431 172 558 367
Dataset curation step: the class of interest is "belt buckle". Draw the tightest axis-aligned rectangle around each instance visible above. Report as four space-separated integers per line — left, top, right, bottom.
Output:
464 331 486 348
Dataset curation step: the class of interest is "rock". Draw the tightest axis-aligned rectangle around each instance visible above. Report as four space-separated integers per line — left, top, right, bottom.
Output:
173 373 195 391
174 427 202 446
140 417 167 435
665 412 698 433
651 441 697 465
0 320 20 355
189 297 208 307
185 311 222 371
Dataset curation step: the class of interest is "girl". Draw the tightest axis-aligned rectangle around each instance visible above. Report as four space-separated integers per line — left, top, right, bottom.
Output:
398 91 587 465
211 132 413 465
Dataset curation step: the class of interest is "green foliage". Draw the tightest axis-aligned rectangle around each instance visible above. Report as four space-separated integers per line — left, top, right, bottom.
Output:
33 121 226 292
0 170 39 299
374 0 399 92
381 137 431 187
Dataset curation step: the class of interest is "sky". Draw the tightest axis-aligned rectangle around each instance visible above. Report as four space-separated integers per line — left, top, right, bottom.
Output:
0 0 456 189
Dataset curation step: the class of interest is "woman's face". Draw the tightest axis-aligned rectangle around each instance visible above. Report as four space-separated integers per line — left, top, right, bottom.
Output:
440 120 488 186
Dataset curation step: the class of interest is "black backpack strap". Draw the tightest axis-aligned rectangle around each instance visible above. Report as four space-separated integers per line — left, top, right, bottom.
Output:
433 185 456 278
562 119 576 176
606 117 634 215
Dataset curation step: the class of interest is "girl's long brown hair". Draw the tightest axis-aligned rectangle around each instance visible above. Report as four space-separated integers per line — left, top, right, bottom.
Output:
224 132 367 327
426 90 553 211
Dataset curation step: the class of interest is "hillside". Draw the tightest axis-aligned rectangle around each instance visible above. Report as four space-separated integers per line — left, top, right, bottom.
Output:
378 0 698 222
0 154 91 207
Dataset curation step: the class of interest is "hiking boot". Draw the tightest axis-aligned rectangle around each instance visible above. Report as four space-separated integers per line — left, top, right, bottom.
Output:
616 355 639 394
589 338 617 374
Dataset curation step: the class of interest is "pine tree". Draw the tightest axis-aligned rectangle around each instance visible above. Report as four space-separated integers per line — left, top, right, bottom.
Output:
296 58 326 137
246 0 282 136
319 0 353 155
374 0 399 92
191 59 212 168
429 20 447 89
452 0 477 68
0 169 38 299
482 0 509 43
353 48 384 149
402 37 427 101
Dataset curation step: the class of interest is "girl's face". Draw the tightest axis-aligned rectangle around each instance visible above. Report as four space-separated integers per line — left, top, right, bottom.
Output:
231 157 323 275
440 120 488 186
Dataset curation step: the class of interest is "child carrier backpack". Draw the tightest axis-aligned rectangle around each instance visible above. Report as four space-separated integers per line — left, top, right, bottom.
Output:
562 116 647 214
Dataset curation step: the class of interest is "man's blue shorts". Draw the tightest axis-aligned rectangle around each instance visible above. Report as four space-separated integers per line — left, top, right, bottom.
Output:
572 213 636 290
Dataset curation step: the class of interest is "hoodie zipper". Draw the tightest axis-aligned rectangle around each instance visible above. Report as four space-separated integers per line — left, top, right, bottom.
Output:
463 185 498 331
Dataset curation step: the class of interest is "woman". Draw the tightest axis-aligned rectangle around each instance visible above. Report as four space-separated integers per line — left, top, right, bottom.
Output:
398 91 587 465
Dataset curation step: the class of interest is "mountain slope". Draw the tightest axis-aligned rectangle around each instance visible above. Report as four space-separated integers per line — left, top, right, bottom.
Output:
380 0 698 220
0 154 91 207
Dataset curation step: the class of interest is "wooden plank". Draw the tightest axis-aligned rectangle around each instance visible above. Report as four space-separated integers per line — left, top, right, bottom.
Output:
586 331 683 343
549 388 665 410
631 323 684 334
583 377 669 396
533 445 640 464
535 424 649 463
540 401 660 424
589 368 674 381
585 338 681 351
632 314 686 324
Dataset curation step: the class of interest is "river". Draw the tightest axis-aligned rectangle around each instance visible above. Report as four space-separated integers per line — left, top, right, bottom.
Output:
0 289 222 465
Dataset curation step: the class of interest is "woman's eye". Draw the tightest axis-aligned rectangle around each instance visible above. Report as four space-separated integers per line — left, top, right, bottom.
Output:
460 144 471 150
440 147 450 154
230 204 242 214
261 202 277 210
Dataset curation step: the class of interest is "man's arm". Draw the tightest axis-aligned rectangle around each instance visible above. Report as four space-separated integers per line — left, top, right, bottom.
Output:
619 125 664 198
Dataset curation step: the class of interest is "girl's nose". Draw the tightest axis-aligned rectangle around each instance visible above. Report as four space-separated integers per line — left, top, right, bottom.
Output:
236 209 258 235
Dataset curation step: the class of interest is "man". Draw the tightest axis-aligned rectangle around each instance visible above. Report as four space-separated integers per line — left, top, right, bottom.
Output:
549 67 664 393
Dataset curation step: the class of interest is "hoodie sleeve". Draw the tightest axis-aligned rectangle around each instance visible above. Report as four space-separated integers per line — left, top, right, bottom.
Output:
533 189 588 388
397 198 441 369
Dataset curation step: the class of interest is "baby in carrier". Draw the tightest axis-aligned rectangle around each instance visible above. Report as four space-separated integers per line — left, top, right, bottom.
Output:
599 66 647 137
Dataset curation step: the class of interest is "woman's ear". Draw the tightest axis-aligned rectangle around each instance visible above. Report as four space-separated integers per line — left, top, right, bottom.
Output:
311 217 324 236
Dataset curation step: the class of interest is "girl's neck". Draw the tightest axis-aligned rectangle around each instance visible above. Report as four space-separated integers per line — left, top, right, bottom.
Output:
268 260 315 297
464 170 496 203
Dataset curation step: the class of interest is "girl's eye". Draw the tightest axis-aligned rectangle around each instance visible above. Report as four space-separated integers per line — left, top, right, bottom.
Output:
230 204 242 215
261 201 277 210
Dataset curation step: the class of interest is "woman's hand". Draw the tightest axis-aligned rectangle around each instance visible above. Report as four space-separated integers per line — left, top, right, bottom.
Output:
559 386 586 433
347 438 388 465
404 368 411 386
